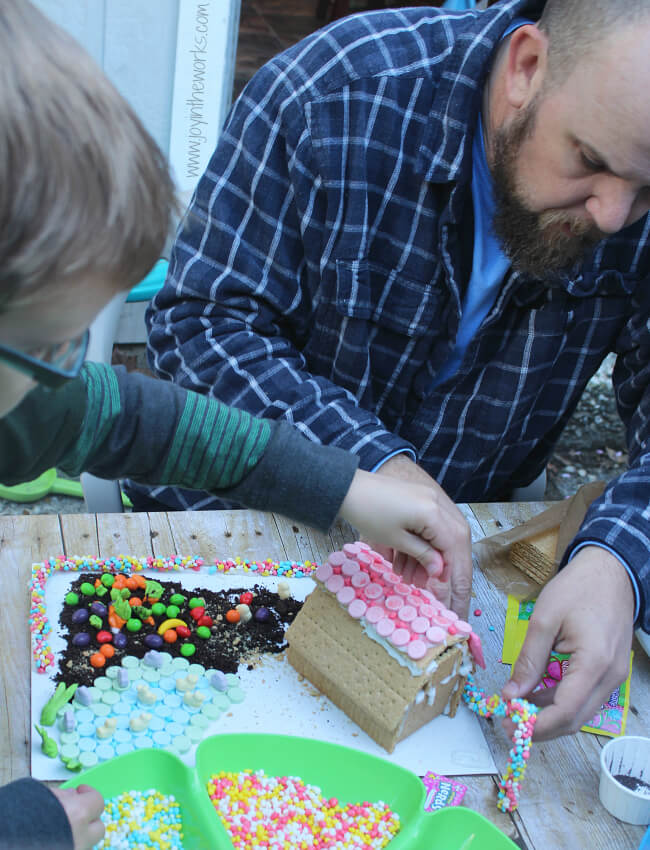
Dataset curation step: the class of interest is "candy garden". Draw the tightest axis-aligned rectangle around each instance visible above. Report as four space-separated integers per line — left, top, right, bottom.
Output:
27 550 538 849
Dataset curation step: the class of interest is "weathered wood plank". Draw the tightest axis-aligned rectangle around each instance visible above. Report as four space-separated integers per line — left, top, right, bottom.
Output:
0 514 63 784
164 509 288 563
271 514 341 565
469 501 552 539
95 511 156 558
147 512 177 557
59 513 99 558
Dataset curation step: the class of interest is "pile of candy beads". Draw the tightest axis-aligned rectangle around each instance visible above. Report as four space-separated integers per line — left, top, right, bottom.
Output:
94 788 184 849
207 769 400 848
462 674 537 812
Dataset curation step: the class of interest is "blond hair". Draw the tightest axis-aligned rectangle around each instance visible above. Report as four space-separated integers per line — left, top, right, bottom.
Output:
0 0 177 307
539 0 650 88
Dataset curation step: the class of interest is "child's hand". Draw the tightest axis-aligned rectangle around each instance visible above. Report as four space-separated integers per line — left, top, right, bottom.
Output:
51 784 105 850
338 468 472 618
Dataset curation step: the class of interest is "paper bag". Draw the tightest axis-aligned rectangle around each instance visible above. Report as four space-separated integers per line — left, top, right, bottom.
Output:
472 480 606 600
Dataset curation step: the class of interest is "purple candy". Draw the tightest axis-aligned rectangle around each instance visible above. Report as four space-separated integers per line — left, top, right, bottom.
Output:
90 601 107 617
62 709 75 733
143 650 163 669
71 608 89 625
254 606 270 623
72 632 91 648
113 632 128 650
76 686 93 707
116 669 129 689
144 634 164 650
209 671 228 692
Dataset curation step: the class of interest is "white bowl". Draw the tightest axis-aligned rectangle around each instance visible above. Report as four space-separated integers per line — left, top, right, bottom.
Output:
599 736 650 824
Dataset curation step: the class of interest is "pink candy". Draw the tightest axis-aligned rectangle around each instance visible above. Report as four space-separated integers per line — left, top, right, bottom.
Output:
328 552 346 568
397 605 417 623
337 586 356 606
315 563 333 582
348 599 367 619
376 618 395 638
351 572 370 588
407 639 428 660
385 595 402 612
366 606 385 624
342 559 360 577
389 628 410 647
364 582 384 600
426 626 446 644
326 574 345 594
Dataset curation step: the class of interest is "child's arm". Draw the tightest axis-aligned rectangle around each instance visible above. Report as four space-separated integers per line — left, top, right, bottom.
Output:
338 469 473 619
0 778 103 850
50 785 105 850
0 362 470 609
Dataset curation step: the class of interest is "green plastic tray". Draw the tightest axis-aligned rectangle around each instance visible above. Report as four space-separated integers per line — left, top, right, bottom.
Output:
63 733 517 849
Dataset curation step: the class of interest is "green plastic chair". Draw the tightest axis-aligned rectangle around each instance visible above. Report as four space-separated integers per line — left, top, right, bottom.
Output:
0 469 132 507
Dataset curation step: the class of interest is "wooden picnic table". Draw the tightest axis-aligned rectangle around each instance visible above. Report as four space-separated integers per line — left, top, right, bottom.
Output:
1 502 648 848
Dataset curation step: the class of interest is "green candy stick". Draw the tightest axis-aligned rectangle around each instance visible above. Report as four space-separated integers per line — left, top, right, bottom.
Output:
40 682 78 726
34 724 58 758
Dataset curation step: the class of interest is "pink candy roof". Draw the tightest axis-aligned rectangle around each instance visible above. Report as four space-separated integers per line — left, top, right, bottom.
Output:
314 542 484 668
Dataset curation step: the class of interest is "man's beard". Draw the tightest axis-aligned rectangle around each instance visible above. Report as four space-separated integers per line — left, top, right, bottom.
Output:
489 99 603 278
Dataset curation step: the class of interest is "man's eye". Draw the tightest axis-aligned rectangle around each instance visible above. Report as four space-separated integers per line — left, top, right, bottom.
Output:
580 151 604 172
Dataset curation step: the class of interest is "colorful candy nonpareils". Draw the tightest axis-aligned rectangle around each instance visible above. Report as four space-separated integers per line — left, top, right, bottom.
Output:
463 674 537 812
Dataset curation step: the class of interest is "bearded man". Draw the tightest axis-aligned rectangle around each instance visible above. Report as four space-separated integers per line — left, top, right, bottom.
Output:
138 0 650 740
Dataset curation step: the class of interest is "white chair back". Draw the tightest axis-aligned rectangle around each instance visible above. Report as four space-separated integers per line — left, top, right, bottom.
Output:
33 0 241 512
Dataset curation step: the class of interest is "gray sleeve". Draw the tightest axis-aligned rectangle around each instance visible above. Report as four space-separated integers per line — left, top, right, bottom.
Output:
223 420 359 532
0 778 73 850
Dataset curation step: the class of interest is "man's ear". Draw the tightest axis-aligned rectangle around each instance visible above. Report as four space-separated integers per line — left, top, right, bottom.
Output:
504 24 548 109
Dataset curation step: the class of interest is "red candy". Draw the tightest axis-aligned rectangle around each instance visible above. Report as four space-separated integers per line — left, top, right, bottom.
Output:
176 625 191 638
239 592 253 605
198 615 213 628
190 607 205 621
96 630 113 644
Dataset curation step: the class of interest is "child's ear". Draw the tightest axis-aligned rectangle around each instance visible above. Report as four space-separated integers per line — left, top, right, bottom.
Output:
504 24 549 110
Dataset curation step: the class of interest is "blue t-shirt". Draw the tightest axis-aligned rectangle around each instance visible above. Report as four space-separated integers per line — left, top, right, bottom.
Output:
433 18 531 388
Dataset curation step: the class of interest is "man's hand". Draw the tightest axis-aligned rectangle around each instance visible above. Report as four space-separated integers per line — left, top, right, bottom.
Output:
502 546 634 740
339 457 472 618
51 784 105 850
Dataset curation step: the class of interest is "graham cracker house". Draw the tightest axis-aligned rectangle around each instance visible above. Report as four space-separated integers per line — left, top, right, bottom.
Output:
286 542 484 752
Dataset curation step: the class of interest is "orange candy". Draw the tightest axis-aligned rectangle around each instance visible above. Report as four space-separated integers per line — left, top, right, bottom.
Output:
128 597 143 607
163 629 178 643
108 606 126 630
225 609 240 624
90 652 106 668
100 644 115 658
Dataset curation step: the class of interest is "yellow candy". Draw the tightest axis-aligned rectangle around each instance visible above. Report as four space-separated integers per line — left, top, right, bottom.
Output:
157 617 188 635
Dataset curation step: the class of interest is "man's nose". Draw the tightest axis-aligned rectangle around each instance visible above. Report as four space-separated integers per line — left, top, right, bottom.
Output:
585 177 638 234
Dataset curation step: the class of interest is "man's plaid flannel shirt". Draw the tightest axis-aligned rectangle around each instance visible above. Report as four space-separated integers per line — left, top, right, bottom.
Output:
140 0 650 629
